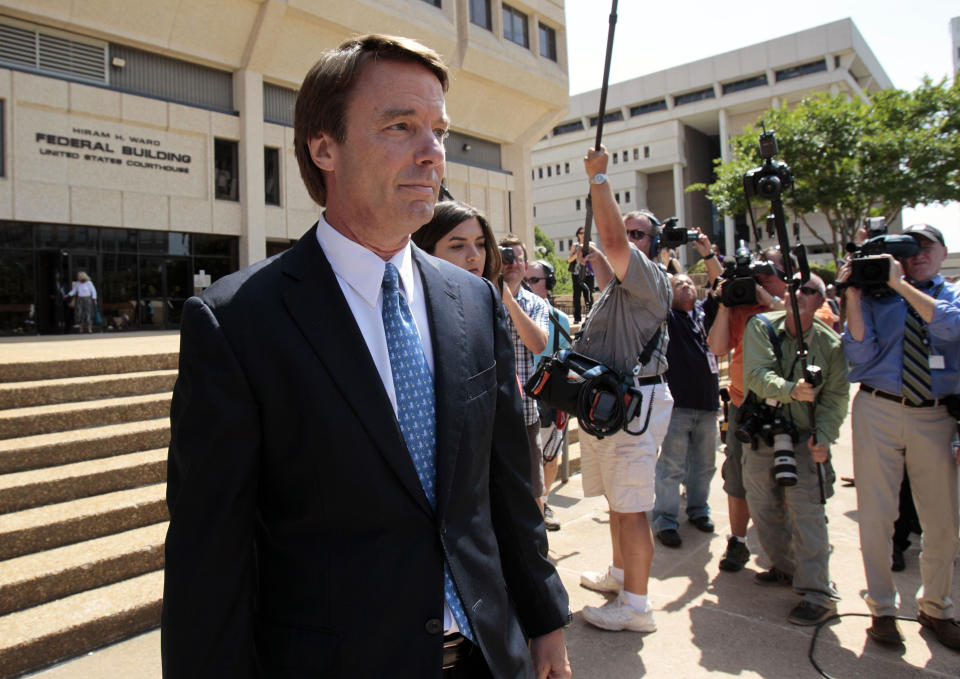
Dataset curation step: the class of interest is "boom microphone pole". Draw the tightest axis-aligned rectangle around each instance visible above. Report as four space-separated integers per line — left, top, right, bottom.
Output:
578 0 619 273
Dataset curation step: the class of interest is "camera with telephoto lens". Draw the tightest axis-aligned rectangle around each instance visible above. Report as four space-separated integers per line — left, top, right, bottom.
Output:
719 240 777 307
658 217 700 249
499 245 516 265
840 231 920 297
737 392 799 487
743 130 794 201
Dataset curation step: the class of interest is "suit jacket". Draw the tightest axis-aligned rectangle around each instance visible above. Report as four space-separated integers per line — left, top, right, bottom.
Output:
161 225 569 678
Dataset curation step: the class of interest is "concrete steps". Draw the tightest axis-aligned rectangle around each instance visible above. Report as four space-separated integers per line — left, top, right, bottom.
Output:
0 344 176 678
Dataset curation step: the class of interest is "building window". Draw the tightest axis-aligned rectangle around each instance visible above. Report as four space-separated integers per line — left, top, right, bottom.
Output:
469 0 492 30
533 206 536 217
214 139 239 201
557 240 564 252
502 4 529 48
538 167 543 179
721 74 768 95
633 148 639 160
0 17 108 85
834 55 841 69
622 150 628 162
674 87 716 106
564 162 570 174
552 120 584 135
615 193 620 203
0 100 4 177
264 147 280 206
630 100 667 116
589 111 624 127
775 59 827 82
568 239 573 250
612 154 618 164
556 164 560 175
547 166 552 177
625 191 631 203
531 170 535 180
421 0 441 5
644 146 650 158
538 23 557 61
575 199 581 211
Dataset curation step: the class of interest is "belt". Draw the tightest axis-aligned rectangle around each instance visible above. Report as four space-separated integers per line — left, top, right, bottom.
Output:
860 385 945 408
442 633 470 670
635 374 666 387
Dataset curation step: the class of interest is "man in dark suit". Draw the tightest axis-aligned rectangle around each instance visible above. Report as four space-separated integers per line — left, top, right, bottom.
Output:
161 35 571 678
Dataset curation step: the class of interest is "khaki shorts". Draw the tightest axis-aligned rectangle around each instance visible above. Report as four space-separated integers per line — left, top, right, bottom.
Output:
580 383 674 513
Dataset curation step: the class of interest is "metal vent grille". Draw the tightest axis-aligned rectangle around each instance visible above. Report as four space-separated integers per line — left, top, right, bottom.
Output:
264 83 296 126
0 18 107 84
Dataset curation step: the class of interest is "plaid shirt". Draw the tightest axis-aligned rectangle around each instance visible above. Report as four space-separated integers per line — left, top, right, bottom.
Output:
505 285 551 425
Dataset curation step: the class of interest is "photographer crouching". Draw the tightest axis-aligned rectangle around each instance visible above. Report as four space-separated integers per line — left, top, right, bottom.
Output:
838 223 960 650
575 147 674 633
740 273 848 625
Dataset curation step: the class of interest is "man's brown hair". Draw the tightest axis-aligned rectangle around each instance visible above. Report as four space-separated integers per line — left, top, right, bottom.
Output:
498 234 527 262
294 34 449 206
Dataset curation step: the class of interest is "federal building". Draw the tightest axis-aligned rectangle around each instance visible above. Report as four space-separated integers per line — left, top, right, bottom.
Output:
531 19 893 264
0 0 568 335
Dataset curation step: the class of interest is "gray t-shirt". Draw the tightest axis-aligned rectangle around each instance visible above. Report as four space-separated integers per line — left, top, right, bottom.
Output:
573 245 672 377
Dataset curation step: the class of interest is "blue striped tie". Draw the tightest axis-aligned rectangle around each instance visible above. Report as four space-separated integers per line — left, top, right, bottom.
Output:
901 304 931 405
381 262 474 641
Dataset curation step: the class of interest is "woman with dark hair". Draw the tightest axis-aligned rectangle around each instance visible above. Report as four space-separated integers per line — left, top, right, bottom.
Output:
413 200 502 281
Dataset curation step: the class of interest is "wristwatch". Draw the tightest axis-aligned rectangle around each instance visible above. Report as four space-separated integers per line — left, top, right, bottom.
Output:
590 173 608 185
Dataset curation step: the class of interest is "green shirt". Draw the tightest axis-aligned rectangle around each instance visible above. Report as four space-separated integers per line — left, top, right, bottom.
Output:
742 311 849 445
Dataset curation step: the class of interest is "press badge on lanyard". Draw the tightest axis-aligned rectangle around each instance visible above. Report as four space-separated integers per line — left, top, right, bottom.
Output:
929 355 945 370
707 353 720 375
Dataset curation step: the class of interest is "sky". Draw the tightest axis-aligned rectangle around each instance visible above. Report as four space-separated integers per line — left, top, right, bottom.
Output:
563 0 959 251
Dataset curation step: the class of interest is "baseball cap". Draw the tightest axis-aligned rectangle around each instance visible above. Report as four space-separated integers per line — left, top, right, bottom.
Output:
902 223 945 246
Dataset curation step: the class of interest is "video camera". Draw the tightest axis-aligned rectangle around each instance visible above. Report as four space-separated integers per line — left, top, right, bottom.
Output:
736 393 799 487
719 240 777 307
499 245 516 265
743 130 794 201
658 217 700 249
840 217 920 297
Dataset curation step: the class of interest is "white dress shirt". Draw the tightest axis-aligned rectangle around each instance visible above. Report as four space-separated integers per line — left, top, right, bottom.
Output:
315 216 457 633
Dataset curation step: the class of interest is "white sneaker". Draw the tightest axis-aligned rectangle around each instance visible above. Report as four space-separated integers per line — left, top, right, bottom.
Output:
582 597 657 632
579 569 623 593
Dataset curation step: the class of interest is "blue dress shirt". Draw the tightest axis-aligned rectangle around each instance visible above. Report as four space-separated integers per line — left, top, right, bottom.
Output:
843 275 960 398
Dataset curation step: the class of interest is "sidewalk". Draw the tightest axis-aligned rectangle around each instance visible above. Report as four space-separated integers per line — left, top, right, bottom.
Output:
23 394 960 678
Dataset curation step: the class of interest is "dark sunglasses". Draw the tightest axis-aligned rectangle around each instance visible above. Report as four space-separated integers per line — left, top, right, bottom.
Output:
798 286 821 296
627 229 649 241
524 277 546 284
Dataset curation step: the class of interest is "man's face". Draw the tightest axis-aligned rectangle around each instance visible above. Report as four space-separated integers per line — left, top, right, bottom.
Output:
502 245 527 284
785 276 824 331
309 60 448 242
525 262 549 299
671 275 697 311
624 215 653 259
903 238 946 283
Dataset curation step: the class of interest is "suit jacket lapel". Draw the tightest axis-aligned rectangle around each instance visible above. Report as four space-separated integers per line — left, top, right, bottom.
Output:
414 247 467 517
280 227 432 516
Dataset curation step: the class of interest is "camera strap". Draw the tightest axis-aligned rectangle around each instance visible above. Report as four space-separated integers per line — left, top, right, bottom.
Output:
548 308 573 352
635 324 664 371
755 314 801 384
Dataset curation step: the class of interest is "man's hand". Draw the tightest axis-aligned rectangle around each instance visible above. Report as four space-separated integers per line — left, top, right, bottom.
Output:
692 230 712 257
530 629 571 679
883 254 905 291
581 247 613 290
584 146 608 177
808 436 829 463
755 284 783 310
790 379 816 402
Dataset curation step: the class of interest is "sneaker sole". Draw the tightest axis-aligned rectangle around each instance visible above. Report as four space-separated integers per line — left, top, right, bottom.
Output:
718 559 747 572
579 578 622 594
867 627 904 646
582 611 657 633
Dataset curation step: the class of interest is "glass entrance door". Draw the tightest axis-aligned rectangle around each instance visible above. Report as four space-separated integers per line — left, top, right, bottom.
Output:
140 256 191 329
36 250 69 333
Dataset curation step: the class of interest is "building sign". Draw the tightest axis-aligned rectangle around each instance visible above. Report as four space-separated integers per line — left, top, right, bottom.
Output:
17 109 207 199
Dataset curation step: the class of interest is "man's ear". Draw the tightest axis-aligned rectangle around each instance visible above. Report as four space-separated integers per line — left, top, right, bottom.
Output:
307 133 335 172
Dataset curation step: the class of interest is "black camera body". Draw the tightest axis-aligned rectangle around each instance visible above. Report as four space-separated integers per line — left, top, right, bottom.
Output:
842 234 921 297
743 131 794 201
658 217 700 249
719 241 777 307
499 245 516 265
736 392 799 487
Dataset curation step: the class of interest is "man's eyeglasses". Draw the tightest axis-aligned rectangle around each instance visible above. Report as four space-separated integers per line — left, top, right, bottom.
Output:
627 229 649 241
525 277 546 285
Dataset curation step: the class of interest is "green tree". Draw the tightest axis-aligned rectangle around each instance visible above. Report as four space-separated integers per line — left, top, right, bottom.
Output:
690 77 960 263
533 225 572 294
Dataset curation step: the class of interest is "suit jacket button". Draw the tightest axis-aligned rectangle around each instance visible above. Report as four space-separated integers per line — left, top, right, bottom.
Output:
425 618 443 635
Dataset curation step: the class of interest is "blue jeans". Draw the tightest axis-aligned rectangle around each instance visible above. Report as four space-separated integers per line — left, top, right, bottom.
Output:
653 408 718 532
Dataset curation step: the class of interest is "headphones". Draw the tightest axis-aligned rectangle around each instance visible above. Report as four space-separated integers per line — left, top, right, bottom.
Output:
534 260 556 291
644 213 662 259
